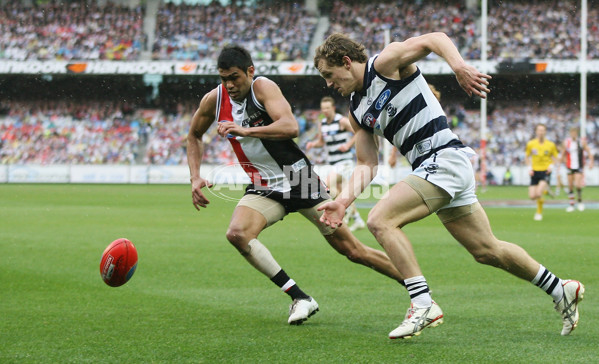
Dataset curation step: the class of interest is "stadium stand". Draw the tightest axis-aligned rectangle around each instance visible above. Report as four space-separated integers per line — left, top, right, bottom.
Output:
151 2 317 61
0 0 598 176
0 1 147 61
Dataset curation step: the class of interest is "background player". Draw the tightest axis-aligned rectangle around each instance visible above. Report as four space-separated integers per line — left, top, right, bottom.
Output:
561 126 594 212
305 96 366 231
525 123 559 221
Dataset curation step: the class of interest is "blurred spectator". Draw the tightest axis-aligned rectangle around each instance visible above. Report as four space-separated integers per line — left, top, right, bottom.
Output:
152 2 316 61
0 1 146 61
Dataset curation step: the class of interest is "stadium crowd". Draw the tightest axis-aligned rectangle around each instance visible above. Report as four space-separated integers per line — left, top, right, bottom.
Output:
0 0 597 61
151 2 317 61
0 1 146 61
1 0 598 171
2 98 598 170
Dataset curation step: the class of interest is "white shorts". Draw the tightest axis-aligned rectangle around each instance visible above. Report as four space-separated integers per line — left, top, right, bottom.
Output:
410 147 478 210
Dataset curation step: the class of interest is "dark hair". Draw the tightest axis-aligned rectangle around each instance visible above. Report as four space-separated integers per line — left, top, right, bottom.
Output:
217 45 254 71
313 33 368 68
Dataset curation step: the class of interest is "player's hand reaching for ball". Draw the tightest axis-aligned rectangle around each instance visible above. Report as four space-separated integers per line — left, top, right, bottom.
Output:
191 176 213 210
317 200 347 228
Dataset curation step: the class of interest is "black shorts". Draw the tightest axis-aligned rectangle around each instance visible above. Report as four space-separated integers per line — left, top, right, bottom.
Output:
568 168 583 175
244 184 330 214
530 170 550 186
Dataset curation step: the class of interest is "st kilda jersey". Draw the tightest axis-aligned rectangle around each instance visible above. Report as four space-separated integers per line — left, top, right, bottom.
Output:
215 77 329 210
349 56 465 170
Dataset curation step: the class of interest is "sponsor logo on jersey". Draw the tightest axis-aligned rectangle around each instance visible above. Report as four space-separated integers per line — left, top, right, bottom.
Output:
375 89 391 110
290 158 308 173
415 139 432 154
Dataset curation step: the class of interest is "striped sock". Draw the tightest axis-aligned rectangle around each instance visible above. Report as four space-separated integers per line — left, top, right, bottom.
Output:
531 265 564 302
271 270 310 300
569 192 575 206
405 276 432 307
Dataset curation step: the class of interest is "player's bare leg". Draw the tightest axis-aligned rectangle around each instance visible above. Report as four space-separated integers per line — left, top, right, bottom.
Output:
226 205 318 324
298 203 404 283
442 206 539 279
366 181 444 338
324 226 404 283
443 206 584 335
529 181 547 220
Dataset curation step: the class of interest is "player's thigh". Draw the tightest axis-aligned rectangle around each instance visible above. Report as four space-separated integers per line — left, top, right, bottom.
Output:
441 203 497 254
298 200 367 255
297 199 337 236
528 185 536 199
368 180 432 228
230 194 285 236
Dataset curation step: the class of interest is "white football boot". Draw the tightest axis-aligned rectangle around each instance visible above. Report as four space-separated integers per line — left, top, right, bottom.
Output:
288 297 319 325
554 280 585 336
389 300 444 339
534 213 543 221
577 203 585 211
566 205 575 212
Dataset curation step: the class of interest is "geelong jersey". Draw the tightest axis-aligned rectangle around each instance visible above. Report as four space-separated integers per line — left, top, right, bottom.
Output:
564 137 583 169
321 113 354 165
349 56 464 170
215 77 326 201
525 138 558 171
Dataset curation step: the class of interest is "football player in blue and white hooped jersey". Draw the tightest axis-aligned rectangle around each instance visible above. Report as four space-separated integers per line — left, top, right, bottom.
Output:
314 32 584 339
306 96 366 231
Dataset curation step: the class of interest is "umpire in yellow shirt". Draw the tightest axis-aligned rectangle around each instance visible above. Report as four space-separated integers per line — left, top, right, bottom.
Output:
525 123 559 221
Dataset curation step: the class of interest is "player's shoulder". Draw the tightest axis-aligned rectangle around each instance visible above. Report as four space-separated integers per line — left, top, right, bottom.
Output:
201 87 219 105
252 76 282 100
197 87 219 115
252 76 278 90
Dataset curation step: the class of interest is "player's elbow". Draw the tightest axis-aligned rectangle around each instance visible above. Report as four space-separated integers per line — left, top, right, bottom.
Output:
286 120 299 138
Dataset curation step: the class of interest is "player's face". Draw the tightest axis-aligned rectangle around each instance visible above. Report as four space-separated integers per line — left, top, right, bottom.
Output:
218 66 254 101
317 59 356 97
570 129 578 139
535 125 546 139
320 101 335 119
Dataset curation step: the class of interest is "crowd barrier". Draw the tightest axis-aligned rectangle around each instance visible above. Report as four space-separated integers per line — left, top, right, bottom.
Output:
2 164 598 186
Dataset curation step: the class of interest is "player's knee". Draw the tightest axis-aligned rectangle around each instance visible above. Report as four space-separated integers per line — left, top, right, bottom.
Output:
469 244 500 266
366 213 397 238
225 226 251 251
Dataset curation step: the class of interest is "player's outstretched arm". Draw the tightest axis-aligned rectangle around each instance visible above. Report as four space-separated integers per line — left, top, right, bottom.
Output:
188 90 217 210
376 32 491 98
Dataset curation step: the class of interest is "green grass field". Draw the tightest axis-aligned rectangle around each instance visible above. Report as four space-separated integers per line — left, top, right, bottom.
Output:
1 184 597 363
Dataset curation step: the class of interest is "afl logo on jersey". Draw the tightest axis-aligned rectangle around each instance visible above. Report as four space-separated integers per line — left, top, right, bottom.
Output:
375 89 391 110
364 113 376 128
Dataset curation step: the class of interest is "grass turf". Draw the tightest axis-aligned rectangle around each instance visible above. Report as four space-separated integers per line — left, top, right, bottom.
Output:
0 184 597 363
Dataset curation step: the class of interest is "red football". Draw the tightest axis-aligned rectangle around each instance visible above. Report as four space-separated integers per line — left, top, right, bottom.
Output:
100 238 138 287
